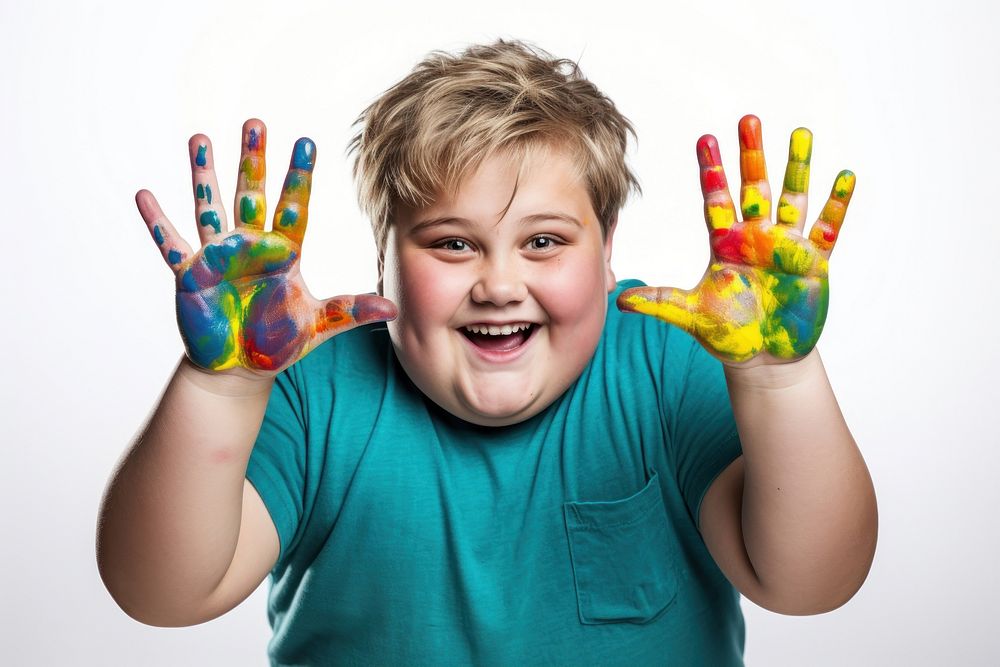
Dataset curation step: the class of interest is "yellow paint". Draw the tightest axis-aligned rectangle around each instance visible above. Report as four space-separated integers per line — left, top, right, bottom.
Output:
773 236 816 275
834 171 856 198
209 288 244 370
783 128 812 193
707 205 736 229
777 196 800 224
741 186 771 219
789 128 812 161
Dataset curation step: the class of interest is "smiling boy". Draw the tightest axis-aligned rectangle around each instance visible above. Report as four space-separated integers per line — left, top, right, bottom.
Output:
97 40 877 666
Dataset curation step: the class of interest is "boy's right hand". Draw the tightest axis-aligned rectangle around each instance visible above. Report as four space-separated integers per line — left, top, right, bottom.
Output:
137 119 397 380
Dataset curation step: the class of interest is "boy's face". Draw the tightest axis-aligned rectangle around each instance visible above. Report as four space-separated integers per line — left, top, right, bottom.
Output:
381 146 618 427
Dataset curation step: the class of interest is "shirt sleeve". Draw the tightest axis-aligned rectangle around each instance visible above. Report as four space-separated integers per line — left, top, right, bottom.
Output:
662 328 743 528
245 364 307 565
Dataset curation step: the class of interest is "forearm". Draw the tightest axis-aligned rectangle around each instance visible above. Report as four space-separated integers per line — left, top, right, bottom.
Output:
96 356 274 625
724 349 877 614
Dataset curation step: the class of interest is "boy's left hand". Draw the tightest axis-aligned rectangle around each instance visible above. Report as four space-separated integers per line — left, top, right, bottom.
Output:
617 115 855 368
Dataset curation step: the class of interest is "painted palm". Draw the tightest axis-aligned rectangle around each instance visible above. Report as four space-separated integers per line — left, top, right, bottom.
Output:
137 120 396 376
618 115 855 364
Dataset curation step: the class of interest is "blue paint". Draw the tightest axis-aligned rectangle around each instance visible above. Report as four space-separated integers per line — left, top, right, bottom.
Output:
206 184 212 204
177 286 237 368
284 172 306 191
248 128 260 150
291 138 316 171
279 208 299 227
199 210 222 234
168 249 183 265
180 267 199 292
203 235 244 275
196 184 205 199
196 145 207 167
153 225 164 246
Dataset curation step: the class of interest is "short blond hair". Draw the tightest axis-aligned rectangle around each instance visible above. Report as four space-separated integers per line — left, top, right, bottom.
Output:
347 39 641 256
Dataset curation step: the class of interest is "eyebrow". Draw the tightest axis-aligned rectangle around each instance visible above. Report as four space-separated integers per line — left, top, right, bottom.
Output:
410 212 583 234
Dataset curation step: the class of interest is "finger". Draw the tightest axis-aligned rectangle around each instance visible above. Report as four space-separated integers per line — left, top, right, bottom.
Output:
617 285 703 334
272 138 316 247
738 115 771 222
776 128 812 230
313 294 398 338
234 119 267 229
808 170 856 255
136 189 194 273
189 135 228 244
697 135 738 234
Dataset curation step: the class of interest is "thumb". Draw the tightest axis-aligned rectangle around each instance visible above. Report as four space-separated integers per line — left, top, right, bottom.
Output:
617 285 702 335
314 294 398 336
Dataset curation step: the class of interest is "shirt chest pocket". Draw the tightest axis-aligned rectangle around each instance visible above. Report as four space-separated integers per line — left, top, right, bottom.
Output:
563 470 679 625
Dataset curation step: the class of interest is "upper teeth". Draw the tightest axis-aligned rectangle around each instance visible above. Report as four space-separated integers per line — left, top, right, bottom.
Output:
464 323 533 336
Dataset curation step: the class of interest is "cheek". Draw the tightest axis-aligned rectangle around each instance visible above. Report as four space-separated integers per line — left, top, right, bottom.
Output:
537 253 608 327
393 255 468 330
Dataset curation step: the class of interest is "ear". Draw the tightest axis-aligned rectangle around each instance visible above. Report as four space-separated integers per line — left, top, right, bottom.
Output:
604 214 618 293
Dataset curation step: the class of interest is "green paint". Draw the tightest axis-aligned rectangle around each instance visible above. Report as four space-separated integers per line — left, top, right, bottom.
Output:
771 238 814 276
240 196 259 224
199 210 222 234
196 184 205 199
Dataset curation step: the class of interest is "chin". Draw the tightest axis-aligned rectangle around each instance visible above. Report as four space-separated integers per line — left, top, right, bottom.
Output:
453 389 545 427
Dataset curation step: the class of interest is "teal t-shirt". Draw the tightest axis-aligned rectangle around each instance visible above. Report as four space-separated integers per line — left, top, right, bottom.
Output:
246 279 744 666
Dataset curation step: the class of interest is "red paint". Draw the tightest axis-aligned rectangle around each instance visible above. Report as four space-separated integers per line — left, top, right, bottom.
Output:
738 115 763 150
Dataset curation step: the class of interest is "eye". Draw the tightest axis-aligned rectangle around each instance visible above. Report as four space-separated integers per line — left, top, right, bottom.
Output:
528 235 560 251
436 238 470 252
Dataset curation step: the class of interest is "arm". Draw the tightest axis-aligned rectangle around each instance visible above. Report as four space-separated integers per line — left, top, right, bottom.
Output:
96 359 280 627
619 115 877 614
96 120 396 626
699 350 877 614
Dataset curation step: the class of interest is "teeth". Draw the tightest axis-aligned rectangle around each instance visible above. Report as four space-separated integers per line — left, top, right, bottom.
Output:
464 322 533 336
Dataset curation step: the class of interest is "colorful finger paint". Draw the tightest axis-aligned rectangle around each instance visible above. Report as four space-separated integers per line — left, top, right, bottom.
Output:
240 194 264 226
196 145 207 167
170 129 395 374
153 225 164 246
196 184 214 204
175 230 394 371
738 115 771 220
809 170 856 251
617 120 853 363
271 138 315 246
697 135 738 232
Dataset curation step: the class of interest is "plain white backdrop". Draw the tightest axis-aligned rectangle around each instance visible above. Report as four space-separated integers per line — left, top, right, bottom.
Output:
2 0 997 664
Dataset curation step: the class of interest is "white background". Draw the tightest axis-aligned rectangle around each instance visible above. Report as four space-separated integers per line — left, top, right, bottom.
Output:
2 0 997 664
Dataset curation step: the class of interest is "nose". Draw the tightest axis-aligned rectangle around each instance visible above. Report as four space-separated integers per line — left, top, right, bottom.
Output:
470 256 527 306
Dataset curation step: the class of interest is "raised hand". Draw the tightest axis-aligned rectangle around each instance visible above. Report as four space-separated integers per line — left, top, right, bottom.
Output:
617 115 855 366
137 119 397 378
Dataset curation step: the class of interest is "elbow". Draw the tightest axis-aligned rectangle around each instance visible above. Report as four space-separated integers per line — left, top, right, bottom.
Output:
96 553 210 629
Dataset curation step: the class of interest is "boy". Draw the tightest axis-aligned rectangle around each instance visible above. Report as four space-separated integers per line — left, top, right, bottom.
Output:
97 40 877 665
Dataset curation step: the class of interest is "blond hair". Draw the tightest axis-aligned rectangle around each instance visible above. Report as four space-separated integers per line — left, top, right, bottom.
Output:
347 39 641 256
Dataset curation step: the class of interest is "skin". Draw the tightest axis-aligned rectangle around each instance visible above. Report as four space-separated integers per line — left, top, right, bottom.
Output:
135 119 397 379
619 115 877 614
383 145 617 427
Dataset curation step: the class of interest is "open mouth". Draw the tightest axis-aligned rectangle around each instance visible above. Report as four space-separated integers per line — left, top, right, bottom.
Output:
460 322 538 352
